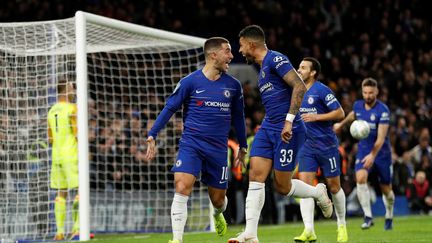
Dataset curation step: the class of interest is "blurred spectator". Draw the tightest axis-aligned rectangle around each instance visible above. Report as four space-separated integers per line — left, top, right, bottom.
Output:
409 128 432 167
406 171 432 214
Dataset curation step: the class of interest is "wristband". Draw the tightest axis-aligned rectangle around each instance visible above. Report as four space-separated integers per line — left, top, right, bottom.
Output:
285 113 295 123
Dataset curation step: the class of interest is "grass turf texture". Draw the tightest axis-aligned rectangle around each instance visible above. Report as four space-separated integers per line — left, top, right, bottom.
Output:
60 215 432 243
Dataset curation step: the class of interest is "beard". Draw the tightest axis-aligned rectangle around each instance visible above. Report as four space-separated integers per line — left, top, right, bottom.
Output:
364 97 376 105
244 55 255 65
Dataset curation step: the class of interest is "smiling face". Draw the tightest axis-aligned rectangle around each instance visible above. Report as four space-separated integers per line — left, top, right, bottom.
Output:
297 60 315 84
239 37 256 64
213 42 234 73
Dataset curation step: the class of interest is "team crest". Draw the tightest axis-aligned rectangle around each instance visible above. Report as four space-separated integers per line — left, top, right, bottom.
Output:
370 114 376 121
308 96 314 104
175 159 182 167
261 70 265 78
224 90 231 98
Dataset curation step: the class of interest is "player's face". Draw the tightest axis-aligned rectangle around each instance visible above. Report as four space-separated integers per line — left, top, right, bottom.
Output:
297 60 314 83
239 37 255 64
362 86 378 105
214 43 234 73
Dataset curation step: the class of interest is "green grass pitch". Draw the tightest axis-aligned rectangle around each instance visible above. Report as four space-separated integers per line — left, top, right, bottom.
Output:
81 215 431 243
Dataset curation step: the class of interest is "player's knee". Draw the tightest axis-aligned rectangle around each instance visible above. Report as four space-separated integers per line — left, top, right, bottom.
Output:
274 180 291 195
210 195 225 208
328 183 341 194
174 181 192 195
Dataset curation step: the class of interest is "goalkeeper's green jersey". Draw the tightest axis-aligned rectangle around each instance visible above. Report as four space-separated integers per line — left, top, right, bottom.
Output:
48 102 78 164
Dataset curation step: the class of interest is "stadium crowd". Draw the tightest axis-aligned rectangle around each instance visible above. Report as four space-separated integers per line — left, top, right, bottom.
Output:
1 0 431 221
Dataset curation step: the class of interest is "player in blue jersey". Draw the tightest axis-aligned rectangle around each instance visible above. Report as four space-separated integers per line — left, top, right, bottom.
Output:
228 25 333 243
146 37 248 243
294 57 347 243
334 78 394 230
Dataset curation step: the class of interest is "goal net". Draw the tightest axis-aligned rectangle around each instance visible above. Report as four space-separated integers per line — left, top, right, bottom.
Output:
0 12 208 242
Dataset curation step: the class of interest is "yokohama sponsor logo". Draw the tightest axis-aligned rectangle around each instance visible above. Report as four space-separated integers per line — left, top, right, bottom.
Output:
260 82 273 93
275 60 289 69
204 101 230 108
299 107 317 113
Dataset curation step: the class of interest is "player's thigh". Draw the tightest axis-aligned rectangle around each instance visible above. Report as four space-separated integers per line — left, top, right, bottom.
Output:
62 161 79 189
200 148 229 190
249 129 275 182
274 130 305 172
297 146 319 174
50 163 67 189
375 156 393 185
249 156 273 182
316 148 341 178
172 144 202 178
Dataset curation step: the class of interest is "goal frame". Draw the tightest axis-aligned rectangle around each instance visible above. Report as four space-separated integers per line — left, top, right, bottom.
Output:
74 11 206 241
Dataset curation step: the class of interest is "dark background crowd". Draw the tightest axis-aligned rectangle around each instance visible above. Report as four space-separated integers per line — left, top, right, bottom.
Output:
2 0 431 221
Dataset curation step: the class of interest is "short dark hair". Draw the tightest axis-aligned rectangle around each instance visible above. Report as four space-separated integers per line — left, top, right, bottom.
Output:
238 25 265 42
362 77 378 88
57 80 68 94
204 37 229 58
302 57 321 79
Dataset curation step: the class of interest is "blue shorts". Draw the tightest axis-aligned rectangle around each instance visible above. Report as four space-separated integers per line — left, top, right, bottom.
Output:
355 152 393 185
173 135 228 189
297 146 341 178
250 128 305 172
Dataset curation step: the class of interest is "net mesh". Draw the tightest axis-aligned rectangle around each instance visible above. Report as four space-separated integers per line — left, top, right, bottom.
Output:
0 16 207 241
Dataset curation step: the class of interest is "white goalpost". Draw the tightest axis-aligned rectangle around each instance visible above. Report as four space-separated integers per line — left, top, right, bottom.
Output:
0 11 209 242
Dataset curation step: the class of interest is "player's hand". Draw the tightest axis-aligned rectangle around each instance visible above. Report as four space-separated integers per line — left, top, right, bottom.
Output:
235 148 247 169
361 153 375 169
333 122 342 134
145 136 156 161
281 121 293 143
301 113 318 122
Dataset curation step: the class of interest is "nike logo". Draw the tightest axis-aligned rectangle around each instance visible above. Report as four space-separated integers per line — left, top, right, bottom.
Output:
219 180 227 184
195 89 205 94
281 163 288 167
331 168 337 173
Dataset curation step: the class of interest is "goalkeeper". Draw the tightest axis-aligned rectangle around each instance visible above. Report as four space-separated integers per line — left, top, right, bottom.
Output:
146 37 247 243
47 81 80 240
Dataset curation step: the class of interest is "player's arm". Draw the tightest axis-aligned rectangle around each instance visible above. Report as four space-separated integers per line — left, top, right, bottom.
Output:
231 83 248 168
283 69 307 117
48 121 53 144
281 69 307 142
370 123 389 157
302 107 345 122
362 123 389 169
146 79 189 160
333 110 355 133
71 105 78 139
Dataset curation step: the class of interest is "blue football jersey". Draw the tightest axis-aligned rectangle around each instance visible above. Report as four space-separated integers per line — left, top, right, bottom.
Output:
299 81 341 150
149 69 246 148
353 99 391 158
258 50 305 132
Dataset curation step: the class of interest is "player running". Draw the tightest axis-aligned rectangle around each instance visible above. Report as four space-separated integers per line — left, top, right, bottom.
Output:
146 37 248 243
228 25 332 243
294 57 348 243
334 77 394 230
